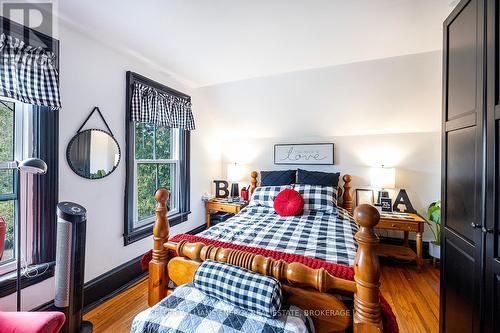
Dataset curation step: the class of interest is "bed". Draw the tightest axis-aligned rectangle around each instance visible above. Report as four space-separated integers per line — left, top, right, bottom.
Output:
197 204 358 266
147 172 390 333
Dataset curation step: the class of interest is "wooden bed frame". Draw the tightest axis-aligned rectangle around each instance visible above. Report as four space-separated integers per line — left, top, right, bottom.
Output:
148 172 383 333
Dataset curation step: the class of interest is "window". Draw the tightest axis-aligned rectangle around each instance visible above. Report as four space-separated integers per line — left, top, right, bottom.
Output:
0 98 31 276
124 73 190 245
0 97 58 295
134 124 180 226
0 16 59 296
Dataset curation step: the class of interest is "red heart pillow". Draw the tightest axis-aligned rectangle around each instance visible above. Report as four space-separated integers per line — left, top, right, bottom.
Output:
274 189 304 216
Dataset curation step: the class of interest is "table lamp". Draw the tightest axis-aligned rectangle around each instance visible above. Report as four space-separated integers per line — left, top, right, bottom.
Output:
370 165 395 204
227 162 243 198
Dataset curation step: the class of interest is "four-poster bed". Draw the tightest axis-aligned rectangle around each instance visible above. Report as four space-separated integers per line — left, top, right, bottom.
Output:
147 172 386 333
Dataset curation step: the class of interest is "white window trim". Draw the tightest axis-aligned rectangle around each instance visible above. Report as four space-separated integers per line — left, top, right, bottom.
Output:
0 98 33 276
132 127 181 228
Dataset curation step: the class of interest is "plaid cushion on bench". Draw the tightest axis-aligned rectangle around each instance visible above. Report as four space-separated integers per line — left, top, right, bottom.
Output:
194 260 283 318
131 284 314 333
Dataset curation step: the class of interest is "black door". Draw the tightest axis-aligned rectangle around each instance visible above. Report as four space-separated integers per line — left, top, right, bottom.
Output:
484 0 500 331
441 0 485 332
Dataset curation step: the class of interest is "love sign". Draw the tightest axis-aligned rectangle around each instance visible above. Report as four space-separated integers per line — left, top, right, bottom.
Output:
274 143 334 165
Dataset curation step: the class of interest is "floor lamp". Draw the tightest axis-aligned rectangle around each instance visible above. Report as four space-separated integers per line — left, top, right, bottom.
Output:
15 158 47 311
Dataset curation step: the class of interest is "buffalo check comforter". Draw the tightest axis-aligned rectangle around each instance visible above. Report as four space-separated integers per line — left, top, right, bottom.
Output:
198 205 358 266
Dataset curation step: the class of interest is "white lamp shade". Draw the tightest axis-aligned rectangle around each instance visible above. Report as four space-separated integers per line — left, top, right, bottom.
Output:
370 167 395 189
227 163 243 182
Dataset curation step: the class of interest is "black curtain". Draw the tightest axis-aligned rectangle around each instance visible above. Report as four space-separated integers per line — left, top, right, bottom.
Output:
32 106 58 264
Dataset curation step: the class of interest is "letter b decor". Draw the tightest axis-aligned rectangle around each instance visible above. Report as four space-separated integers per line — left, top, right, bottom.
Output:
213 180 229 198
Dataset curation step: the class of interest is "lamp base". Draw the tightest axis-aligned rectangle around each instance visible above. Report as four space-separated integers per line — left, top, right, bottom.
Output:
230 183 239 197
376 190 389 204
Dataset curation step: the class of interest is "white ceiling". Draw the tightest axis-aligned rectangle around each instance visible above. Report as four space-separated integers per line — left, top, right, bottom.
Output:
58 0 453 87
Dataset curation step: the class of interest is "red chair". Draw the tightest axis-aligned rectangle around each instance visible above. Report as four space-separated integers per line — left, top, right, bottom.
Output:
0 217 5 261
0 311 65 333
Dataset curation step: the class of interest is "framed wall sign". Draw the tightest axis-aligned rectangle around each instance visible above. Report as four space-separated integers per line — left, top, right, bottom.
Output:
274 143 334 165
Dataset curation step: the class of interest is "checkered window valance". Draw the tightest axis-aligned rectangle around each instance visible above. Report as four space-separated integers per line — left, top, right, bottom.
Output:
0 33 61 109
131 82 195 130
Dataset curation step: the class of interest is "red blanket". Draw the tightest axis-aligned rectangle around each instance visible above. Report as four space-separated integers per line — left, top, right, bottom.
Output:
144 233 399 333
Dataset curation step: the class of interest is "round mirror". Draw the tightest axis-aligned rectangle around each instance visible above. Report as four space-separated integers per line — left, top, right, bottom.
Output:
66 129 121 179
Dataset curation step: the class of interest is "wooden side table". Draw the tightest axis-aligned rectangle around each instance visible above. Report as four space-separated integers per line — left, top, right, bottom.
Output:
374 212 426 270
205 199 247 228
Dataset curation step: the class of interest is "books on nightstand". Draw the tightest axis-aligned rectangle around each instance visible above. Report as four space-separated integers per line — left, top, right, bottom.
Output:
380 211 418 221
204 197 247 205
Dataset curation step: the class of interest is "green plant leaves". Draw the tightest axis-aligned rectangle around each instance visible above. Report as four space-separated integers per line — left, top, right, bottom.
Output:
427 201 441 244
427 201 441 224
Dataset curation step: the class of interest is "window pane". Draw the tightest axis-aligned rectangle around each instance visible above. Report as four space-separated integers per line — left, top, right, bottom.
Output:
0 200 15 264
137 163 157 221
135 123 154 160
0 101 15 196
0 101 14 162
158 163 176 209
0 170 14 195
136 162 176 224
156 126 172 159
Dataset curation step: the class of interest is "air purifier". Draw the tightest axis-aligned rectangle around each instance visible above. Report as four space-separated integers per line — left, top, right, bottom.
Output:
54 202 92 333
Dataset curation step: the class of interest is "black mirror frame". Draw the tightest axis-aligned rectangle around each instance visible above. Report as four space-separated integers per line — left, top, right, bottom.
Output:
66 128 121 180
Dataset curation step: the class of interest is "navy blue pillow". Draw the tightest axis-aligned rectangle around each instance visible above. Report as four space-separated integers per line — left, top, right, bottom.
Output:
260 170 296 186
297 169 340 187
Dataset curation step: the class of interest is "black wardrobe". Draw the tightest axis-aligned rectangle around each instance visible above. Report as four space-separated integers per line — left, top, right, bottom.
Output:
441 0 500 332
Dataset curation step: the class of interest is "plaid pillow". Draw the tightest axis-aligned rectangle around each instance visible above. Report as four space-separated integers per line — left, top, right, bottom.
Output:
193 260 283 318
293 184 337 212
249 185 292 208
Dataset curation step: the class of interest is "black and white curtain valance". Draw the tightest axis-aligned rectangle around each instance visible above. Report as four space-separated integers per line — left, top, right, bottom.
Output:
0 33 61 109
131 82 195 130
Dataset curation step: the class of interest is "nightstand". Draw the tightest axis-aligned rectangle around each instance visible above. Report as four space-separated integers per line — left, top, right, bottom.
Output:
205 198 248 228
373 212 426 270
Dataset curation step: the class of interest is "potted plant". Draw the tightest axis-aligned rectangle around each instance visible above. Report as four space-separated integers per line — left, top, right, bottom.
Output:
427 201 441 260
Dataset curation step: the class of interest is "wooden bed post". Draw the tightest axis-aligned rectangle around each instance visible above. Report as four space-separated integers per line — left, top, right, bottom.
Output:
342 174 353 214
148 188 170 306
249 171 258 195
353 204 383 333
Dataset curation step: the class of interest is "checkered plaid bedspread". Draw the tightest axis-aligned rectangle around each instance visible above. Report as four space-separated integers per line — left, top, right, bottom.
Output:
198 206 358 266
131 284 314 333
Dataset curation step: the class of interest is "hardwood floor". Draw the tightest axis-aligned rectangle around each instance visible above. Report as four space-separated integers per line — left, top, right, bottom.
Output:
84 261 440 333
380 260 440 333
84 278 149 333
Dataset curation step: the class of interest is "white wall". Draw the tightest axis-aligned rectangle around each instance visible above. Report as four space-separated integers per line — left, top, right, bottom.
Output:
197 51 442 240
198 51 441 138
0 24 218 311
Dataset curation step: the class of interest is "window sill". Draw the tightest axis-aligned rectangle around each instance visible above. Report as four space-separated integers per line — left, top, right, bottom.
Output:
123 211 191 246
0 261 55 298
